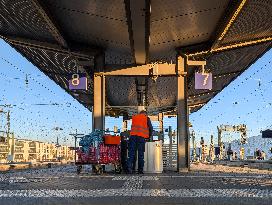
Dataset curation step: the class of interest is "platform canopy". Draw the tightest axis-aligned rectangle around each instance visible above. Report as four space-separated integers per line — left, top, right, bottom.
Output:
0 0 271 116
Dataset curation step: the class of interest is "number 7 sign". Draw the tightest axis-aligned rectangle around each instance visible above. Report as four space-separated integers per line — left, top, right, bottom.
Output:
195 73 212 90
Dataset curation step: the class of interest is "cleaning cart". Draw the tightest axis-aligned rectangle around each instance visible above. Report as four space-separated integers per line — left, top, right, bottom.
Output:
76 130 121 174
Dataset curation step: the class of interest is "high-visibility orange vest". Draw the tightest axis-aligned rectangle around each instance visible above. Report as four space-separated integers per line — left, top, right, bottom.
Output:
130 114 149 138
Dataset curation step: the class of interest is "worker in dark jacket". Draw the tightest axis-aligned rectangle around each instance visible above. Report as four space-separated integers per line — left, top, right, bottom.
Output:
127 110 153 174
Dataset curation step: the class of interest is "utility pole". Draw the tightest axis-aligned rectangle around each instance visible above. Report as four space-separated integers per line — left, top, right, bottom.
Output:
6 111 12 161
210 135 215 163
191 130 196 162
56 135 60 161
7 111 10 145
69 129 84 163
53 127 63 161
11 132 14 161
0 107 13 161
0 109 5 140
217 126 223 160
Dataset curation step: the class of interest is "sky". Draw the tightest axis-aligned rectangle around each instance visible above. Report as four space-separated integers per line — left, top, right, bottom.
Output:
0 39 271 146
190 48 272 145
0 40 93 145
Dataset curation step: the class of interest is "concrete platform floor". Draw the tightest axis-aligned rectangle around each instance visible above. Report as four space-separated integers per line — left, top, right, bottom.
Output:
0 165 271 205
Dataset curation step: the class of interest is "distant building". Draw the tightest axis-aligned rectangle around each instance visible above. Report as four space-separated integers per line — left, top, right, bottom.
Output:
0 136 75 163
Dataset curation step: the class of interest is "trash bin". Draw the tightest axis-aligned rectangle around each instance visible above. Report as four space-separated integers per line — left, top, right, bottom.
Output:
143 141 163 173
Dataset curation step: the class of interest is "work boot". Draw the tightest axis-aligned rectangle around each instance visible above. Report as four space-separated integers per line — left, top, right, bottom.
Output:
138 170 144 174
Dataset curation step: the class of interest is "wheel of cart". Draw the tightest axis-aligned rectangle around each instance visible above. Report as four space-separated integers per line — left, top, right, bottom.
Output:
76 164 83 174
114 163 122 174
76 162 121 174
92 164 104 174
92 163 121 174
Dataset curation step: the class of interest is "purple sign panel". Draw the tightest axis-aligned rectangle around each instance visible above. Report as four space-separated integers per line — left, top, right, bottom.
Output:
68 73 88 90
195 73 212 90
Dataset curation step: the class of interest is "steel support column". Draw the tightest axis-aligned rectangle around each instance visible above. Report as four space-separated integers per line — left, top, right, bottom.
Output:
93 54 105 130
93 75 105 130
158 113 163 132
177 56 189 172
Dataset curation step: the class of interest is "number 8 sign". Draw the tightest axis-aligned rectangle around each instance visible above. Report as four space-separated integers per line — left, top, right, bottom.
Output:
71 74 80 86
195 72 212 90
68 73 88 90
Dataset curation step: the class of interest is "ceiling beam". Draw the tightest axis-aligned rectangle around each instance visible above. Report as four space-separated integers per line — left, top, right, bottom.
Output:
215 0 248 46
213 70 242 79
187 60 206 66
1 35 101 59
124 0 150 64
186 37 272 57
176 1 244 55
31 0 68 48
95 63 176 76
209 0 247 50
188 90 219 99
176 42 212 56
176 0 266 57
176 36 272 57
188 102 207 108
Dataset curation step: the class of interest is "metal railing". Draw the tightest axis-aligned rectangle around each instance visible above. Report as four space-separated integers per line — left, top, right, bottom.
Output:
153 124 178 170
162 143 177 170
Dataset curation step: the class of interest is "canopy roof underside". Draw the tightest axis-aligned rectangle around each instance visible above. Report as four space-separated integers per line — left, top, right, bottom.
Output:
0 0 271 116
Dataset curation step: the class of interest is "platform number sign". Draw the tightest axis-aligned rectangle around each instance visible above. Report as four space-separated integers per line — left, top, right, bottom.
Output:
195 72 212 90
68 73 88 90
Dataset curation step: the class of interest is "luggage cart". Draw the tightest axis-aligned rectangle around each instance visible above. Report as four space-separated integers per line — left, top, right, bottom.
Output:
75 130 122 174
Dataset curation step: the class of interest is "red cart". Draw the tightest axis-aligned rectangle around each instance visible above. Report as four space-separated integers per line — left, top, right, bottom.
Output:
76 134 121 174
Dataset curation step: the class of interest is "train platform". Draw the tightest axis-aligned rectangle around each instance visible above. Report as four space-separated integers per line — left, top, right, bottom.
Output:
0 164 271 205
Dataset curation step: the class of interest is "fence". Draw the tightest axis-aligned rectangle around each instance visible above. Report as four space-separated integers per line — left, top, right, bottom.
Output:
162 143 177 170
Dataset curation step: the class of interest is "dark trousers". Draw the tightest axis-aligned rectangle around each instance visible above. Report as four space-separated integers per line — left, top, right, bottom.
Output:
121 137 128 172
127 135 145 172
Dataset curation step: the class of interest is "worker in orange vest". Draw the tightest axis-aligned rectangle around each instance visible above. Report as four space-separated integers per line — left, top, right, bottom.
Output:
127 110 153 174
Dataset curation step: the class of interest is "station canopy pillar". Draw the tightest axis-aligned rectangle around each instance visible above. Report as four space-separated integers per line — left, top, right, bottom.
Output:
177 55 190 172
93 54 105 131
158 112 164 133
